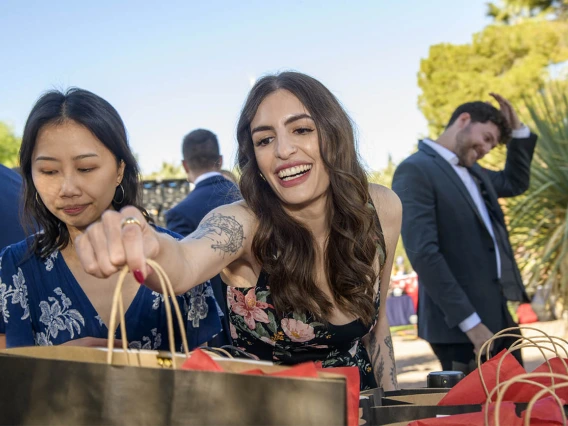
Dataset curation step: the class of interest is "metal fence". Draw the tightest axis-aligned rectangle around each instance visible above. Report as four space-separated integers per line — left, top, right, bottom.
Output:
141 179 191 227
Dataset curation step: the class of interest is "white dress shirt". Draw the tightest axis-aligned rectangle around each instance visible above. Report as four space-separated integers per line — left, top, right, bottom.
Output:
422 126 529 332
193 171 223 186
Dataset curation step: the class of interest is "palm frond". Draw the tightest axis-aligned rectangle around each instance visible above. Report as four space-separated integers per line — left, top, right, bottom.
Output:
508 80 568 314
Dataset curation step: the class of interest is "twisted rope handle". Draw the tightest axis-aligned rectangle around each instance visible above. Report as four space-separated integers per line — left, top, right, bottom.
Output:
198 347 234 359
524 379 568 426
483 372 568 426
106 260 191 366
477 326 568 399
494 337 566 398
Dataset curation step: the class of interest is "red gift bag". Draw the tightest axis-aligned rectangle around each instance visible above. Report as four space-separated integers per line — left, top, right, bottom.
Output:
517 303 538 324
407 401 521 426
437 349 525 406
523 396 566 425
504 357 568 402
408 397 565 425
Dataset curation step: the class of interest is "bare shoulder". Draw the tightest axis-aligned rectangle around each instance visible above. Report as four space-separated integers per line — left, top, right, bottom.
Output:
368 183 402 227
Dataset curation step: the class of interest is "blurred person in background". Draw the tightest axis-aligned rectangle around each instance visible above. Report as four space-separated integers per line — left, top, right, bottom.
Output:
0 164 26 250
166 128 241 346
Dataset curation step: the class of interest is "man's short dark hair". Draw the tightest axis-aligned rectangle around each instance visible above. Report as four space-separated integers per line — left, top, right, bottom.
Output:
182 129 220 170
446 101 512 144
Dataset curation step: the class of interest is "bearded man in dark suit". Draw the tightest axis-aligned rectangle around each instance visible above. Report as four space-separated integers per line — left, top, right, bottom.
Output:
392 94 537 373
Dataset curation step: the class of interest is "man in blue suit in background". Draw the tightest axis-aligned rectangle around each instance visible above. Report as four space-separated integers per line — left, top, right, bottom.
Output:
165 129 241 346
0 164 26 250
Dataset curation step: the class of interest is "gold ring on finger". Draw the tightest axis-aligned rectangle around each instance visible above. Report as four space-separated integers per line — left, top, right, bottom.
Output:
120 216 143 230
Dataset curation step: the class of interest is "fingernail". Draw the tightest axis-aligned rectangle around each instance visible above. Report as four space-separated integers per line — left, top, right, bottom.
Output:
133 269 144 284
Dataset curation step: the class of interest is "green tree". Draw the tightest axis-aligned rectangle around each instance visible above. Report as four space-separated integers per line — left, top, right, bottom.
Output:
487 0 568 23
143 161 186 180
418 20 568 138
0 122 21 168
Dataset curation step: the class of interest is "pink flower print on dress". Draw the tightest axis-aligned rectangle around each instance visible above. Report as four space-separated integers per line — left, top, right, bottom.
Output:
281 318 316 342
228 287 273 330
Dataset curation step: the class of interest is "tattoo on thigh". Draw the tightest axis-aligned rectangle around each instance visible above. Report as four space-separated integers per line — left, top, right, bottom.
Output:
190 213 244 256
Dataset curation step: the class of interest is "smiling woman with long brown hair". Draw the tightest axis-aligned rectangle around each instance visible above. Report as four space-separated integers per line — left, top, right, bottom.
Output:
75 72 402 390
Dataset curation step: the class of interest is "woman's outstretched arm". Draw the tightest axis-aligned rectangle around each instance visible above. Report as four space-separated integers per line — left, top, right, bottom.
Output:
75 201 256 295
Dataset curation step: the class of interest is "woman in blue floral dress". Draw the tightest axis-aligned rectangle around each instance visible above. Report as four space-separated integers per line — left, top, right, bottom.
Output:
0 88 221 350
74 72 402 391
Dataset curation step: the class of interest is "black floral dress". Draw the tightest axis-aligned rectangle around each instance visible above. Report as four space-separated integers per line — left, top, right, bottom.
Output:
227 270 381 390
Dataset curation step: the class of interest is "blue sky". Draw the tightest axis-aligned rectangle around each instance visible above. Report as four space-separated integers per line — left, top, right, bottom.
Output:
0 0 492 175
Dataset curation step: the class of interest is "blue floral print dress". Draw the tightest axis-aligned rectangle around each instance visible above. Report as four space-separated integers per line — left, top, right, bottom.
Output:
0 227 222 350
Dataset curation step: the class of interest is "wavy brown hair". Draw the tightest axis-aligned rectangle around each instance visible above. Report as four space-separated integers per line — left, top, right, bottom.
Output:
237 71 385 326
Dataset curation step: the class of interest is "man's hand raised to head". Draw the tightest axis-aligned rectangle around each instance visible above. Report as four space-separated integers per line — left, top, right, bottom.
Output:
489 93 522 131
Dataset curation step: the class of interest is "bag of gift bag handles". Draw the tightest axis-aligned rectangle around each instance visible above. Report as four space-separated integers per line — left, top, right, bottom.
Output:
403 326 568 426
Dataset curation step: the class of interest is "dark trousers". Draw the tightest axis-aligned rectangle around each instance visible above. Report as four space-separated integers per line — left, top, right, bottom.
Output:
429 302 523 375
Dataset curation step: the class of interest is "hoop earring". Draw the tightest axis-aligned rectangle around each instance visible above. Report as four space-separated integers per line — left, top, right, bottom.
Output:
259 173 266 181
113 184 125 204
35 192 41 204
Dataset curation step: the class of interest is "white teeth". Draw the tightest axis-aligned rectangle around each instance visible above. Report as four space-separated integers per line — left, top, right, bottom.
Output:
277 164 312 179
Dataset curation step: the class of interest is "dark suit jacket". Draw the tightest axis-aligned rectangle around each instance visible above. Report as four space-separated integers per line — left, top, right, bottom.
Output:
165 175 241 346
0 165 26 250
392 134 537 344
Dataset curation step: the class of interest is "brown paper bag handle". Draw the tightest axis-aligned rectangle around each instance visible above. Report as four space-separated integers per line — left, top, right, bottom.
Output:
524 378 568 426
147 263 234 360
484 372 568 426
106 260 190 366
479 326 568 364
501 337 568 376
477 326 568 399
198 347 234 359
493 337 567 398
482 327 568 363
